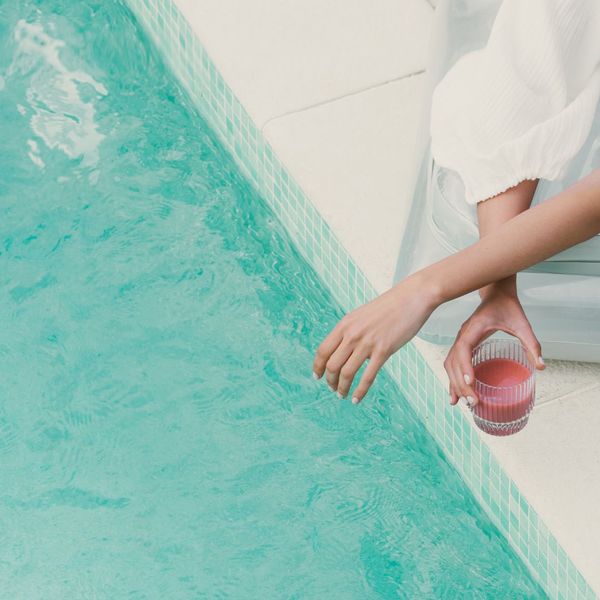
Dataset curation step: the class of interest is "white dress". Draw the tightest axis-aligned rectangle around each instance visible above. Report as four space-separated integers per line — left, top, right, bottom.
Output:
430 0 600 205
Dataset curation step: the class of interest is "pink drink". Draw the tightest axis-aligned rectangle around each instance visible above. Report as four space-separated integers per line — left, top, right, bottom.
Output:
470 340 536 436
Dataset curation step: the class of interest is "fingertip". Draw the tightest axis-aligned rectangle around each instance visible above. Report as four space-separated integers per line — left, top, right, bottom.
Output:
466 395 477 408
528 352 545 370
524 346 543 370
448 386 459 405
351 396 361 405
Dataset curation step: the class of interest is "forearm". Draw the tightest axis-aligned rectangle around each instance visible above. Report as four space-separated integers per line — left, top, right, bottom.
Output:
476 179 538 298
413 169 600 307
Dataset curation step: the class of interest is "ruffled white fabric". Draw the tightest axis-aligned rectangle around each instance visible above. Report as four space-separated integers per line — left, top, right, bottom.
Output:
430 0 600 205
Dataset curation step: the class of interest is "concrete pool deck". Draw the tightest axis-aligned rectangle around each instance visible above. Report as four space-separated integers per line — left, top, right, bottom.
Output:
166 0 600 595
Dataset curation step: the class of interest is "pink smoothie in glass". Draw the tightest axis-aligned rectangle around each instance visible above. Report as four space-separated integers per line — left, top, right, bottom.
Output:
473 358 533 435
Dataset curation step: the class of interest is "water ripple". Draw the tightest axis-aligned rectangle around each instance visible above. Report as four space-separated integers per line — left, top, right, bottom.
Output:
1 487 130 510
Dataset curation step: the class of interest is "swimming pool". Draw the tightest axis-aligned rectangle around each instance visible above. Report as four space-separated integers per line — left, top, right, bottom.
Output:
0 1 545 597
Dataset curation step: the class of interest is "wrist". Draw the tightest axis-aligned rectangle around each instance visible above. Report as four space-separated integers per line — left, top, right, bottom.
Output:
479 276 518 301
404 270 445 313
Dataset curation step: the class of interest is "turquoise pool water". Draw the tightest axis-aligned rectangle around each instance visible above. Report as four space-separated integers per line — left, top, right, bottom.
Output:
0 1 545 598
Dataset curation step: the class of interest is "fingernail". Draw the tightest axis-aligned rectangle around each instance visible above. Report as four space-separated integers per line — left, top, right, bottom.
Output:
312 371 320 380
538 356 545 366
458 396 465 405
336 391 343 399
352 397 360 405
463 374 471 385
466 396 475 408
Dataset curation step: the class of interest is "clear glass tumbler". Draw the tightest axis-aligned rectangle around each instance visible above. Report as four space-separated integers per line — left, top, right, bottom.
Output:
469 339 536 436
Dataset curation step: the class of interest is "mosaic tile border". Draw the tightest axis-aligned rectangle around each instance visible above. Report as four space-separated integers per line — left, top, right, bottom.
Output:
124 1 596 598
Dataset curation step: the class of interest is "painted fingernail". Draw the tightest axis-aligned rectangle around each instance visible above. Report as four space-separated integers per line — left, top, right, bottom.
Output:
466 396 475 408
463 374 471 385
352 397 360 405
538 356 545 366
336 391 343 399
312 371 320 380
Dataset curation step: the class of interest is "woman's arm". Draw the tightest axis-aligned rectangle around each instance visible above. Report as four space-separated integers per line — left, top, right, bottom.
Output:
445 179 543 406
476 179 538 297
421 169 600 304
313 169 600 403
477 180 539 237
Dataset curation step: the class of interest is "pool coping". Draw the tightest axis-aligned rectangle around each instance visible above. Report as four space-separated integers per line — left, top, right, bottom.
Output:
123 1 598 598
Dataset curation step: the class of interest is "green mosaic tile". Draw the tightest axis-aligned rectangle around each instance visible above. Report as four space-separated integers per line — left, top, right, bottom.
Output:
124 1 598 598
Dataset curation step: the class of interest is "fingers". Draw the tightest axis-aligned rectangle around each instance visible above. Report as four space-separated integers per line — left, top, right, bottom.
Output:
453 343 478 405
312 315 387 403
443 353 458 404
450 356 476 406
513 320 545 370
351 351 387 405
444 341 478 407
324 341 355 394
314 336 387 404
336 346 371 399
449 385 460 406
442 292 545 413
446 315 493 405
313 323 343 379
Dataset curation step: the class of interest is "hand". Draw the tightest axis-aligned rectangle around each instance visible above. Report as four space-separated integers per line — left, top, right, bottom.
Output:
312 274 438 404
444 279 545 407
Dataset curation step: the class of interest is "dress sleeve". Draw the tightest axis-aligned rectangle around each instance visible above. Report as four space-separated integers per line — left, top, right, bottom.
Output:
429 0 600 205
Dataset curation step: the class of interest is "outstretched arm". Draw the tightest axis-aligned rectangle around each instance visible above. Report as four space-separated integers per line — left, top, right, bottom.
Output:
313 169 600 403
421 170 600 303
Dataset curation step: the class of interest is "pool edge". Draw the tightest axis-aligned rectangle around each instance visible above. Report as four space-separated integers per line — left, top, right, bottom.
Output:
123 1 596 598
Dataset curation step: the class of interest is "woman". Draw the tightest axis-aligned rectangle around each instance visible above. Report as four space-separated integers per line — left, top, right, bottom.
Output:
313 0 600 406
